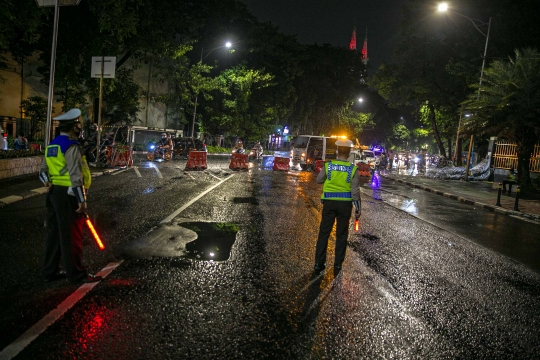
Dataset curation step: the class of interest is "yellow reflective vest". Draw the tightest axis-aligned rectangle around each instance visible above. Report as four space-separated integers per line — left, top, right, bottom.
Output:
321 160 357 201
45 135 91 189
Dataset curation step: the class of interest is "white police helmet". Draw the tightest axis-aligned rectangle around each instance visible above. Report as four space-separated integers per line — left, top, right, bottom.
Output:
335 139 353 148
53 108 81 122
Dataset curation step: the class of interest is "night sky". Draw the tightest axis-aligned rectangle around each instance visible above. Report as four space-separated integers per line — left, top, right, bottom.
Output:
239 0 407 72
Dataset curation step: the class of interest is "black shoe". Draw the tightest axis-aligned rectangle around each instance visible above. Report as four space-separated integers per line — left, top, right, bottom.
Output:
44 271 67 283
314 264 326 272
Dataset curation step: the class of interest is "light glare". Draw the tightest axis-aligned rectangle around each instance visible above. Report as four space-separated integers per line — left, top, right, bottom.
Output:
438 3 448 12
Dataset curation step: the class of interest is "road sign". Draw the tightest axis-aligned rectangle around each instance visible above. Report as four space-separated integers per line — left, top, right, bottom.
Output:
91 56 116 78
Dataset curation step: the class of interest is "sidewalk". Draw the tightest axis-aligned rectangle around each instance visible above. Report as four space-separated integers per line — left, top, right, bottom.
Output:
0 166 121 207
380 169 540 222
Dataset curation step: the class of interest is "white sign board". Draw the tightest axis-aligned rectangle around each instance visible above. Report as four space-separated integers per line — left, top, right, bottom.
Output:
91 56 116 78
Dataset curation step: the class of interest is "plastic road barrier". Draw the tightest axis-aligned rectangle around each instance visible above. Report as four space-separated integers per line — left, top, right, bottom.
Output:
229 153 249 170
109 146 133 167
314 160 326 174
356 162 371 177
185 151 208 170
273 157 290 171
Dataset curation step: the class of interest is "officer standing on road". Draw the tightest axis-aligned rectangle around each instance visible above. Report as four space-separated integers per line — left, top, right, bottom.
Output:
314 139 361 276
39 108 102 284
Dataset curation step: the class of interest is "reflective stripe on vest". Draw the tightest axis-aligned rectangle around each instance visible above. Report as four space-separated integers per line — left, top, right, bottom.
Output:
321 160 357 201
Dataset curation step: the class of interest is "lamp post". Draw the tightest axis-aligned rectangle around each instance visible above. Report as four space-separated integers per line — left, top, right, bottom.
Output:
438 3 491 180
35 0 82 146
191 41 232 138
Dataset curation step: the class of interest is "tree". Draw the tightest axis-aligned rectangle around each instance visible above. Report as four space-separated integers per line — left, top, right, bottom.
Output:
462 48 540 194
19 96 53 141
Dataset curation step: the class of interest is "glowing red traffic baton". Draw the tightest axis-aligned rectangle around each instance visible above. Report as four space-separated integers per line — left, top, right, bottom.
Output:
354 219 360 232
85 214 105 250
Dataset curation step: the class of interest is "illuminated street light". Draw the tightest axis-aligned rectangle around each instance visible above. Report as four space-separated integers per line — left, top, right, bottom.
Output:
35 0 82 146
191 41 233 138
358 98 364 103
438 3 491 180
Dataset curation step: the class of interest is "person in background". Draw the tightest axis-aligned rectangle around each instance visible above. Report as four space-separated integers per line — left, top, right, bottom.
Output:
502 167 517 194
39 108 102 284
14 132 28 150
314 139 361 277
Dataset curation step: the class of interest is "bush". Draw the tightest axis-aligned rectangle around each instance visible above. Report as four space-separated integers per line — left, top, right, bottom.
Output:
0 149 45 159
206 145 232 154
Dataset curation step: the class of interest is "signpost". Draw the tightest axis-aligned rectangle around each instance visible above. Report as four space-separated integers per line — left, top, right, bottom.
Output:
91 56 116 151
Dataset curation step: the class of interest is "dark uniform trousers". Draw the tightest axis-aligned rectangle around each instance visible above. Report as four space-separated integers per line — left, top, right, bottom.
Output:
315 200 353 268
43 185 86 280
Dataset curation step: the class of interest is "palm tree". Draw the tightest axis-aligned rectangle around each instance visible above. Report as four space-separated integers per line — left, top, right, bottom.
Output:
462 48 540 195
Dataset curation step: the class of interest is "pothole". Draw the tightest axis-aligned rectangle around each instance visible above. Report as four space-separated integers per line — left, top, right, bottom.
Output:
181 222 239 261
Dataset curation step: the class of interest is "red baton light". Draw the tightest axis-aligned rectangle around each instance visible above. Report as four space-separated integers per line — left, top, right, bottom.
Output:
85 214 105 250
354 219 360 232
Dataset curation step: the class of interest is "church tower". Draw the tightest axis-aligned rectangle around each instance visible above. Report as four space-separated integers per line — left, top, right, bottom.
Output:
349 26 357 51
361 28 368 65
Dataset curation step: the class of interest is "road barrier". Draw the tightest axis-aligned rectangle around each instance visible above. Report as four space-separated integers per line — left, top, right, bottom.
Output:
108 146 133 167
273 157 290 171
314 160 326 174
185 151 208 170
356 162 371 177
229 153 249 170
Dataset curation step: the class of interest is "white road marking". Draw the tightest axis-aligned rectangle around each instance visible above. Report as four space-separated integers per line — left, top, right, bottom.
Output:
184 172 195 180
161 174 236 224
31 187 49 195
204 171 221 181
133 166 142 178
0 195 23 205
153 165 163 178
111 169 129 176
0 261 123 360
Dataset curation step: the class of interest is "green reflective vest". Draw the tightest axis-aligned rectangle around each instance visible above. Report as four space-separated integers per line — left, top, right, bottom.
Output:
321 160 357 201
45 137 91 188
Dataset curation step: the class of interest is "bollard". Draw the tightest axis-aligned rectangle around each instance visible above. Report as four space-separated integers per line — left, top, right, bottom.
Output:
496 183 502 206
513 186 521 211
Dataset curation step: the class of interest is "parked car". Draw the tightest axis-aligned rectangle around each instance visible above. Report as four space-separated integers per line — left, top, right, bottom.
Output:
173 137 206 159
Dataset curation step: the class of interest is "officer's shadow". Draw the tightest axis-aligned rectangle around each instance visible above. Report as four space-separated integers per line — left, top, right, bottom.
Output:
299 270 333 330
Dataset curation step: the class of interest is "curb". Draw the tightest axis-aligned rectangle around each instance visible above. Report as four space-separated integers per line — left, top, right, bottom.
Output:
0 168 122 208
381 174 540 222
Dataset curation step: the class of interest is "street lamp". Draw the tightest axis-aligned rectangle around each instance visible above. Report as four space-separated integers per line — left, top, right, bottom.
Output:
358 97 364 103
438 2 491 180
191 41 232 138
35 0 82 146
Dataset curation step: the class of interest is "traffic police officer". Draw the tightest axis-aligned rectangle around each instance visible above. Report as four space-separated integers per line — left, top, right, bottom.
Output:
39 108 102 283
314 139 361 276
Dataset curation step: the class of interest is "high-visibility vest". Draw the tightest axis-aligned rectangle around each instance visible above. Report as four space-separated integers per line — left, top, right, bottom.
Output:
45 135 91 188
321 160 357 201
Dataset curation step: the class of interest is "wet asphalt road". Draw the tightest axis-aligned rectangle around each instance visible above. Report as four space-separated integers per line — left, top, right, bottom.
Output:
1 156 540 359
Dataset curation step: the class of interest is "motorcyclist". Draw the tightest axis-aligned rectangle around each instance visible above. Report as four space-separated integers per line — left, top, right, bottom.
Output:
253 141 263 158
232 140 245 154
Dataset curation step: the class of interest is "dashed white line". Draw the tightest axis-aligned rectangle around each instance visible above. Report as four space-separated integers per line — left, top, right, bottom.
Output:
133 166 142 178
111 168 129 176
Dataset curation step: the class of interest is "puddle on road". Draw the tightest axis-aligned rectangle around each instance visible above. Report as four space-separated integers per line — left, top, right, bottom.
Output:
181 222 239 261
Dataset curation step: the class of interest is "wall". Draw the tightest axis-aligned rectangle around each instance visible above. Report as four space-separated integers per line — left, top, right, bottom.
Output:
0 156 43 180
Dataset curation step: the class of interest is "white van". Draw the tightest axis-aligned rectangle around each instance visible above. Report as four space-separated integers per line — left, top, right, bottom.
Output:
291 135 354 170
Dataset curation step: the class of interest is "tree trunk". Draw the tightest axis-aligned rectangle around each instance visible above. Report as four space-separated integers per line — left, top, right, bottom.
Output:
447 137 452 160
428 102 447 158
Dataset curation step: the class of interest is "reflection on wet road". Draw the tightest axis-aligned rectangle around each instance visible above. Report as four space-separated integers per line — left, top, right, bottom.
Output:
361 179 540 272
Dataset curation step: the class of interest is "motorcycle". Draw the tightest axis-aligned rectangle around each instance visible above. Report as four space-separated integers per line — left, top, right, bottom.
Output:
146 143 172 161
249 146 263 161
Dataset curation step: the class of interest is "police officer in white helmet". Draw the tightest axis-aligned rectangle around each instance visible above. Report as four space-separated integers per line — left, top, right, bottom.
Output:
39 109 102 284
314 138 361 276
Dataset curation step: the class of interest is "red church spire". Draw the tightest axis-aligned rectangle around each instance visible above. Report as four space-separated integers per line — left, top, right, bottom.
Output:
349 26 357 51
361 28 368 64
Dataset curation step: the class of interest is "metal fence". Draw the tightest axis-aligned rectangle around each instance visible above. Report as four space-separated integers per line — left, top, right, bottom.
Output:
493 141 540 173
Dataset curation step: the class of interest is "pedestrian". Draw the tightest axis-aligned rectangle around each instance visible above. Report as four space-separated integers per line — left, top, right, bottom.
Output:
314 139 361 276
502 167 517 194
14 132 28 150
388 150 394 170
39 108 102 284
